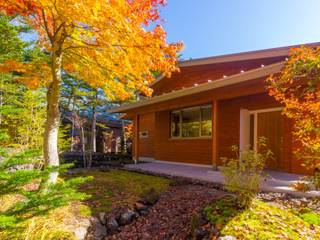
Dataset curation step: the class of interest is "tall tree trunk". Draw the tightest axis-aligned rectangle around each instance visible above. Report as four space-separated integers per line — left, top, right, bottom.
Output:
91 110 96 153
88 107 96 168
43 52 62 184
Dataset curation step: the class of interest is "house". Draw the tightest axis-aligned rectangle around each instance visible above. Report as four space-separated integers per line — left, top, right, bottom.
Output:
110 43 319 175
62 113 132 154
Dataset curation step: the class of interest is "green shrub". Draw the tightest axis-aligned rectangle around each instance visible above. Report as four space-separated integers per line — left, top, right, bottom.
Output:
220 137 273 207
0 147 91 230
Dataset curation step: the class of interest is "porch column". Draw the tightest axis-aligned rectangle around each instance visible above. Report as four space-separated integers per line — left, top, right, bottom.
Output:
133 114 140 163
212 100 218 170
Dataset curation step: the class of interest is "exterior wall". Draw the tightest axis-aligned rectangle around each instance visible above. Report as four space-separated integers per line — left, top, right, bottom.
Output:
153 111 212 165
152 56 285 96
138 112 155 158
134 92 311 175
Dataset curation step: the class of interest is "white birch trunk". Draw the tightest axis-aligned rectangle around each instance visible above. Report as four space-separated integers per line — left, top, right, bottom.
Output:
43 52 62 184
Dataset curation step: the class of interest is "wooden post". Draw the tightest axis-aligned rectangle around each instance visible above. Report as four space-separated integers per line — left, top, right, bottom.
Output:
133 114 139 163
212 100 218 170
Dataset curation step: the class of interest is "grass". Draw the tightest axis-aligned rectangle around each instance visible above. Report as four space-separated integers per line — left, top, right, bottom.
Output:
205 196 320 240
72 169 172 215
0 169 172 240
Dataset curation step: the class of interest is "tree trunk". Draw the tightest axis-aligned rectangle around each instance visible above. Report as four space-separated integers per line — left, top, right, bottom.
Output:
43 52 62 184
80 125 86 168
91 110 96 153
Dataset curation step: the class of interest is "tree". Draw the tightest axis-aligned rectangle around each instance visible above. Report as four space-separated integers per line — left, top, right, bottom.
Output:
0 15 47 150
267 46 320 171
0 0 183 183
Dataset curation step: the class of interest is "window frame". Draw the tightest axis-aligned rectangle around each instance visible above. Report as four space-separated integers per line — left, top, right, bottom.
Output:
170 104 212 139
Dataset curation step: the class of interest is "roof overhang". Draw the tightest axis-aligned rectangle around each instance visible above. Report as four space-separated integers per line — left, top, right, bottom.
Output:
109 61 284 113
150 42 319 87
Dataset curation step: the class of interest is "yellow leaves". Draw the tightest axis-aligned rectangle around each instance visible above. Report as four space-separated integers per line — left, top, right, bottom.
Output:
1 0 183 100
0 60 51 89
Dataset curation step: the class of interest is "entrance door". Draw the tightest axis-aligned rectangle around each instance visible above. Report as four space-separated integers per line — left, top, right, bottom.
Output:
255 110 284 170
240 108 284 170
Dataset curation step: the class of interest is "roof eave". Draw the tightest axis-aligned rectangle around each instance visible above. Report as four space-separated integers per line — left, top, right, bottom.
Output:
109 61 284 113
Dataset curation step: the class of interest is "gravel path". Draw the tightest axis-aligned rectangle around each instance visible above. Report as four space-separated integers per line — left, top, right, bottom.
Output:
107 185 226 240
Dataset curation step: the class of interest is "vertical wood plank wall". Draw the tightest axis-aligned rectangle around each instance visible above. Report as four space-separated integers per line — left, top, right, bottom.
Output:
135 92 311 174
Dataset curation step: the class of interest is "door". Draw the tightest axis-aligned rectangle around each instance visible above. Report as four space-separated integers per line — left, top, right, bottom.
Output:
255 110 284 170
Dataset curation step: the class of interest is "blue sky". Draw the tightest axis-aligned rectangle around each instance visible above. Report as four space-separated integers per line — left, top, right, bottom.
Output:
159 0 320 60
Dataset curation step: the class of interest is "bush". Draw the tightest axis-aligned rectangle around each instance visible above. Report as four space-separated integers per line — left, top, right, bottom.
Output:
0 147 91 230
220 137 273 207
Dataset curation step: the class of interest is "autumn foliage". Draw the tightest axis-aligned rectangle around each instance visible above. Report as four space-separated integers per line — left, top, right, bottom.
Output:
267 46 320 170
0 0 182 99
0 0 182 182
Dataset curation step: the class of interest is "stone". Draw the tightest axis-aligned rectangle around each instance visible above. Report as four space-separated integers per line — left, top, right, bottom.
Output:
139 210 148 216
218 236 236 240
106 217 119 234
87 217 107 240
73 218 91 240
135 202 148 211
98 212 106 225
194 228 209 240
118 209 136 225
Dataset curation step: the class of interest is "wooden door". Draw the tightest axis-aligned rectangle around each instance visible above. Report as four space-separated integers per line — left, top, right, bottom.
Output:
257 111 284 170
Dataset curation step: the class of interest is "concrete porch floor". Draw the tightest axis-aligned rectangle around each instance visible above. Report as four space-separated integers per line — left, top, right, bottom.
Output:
125 162 320 197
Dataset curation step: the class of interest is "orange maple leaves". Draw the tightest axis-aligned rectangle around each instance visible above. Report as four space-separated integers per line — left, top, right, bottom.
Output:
0 59 51 88
0 0 183 101
267 46 320 169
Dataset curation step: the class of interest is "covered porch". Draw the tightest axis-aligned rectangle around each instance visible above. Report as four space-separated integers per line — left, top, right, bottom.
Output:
125 162 320 197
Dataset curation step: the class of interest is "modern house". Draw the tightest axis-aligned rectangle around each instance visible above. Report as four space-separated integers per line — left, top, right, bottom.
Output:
110 43 319 175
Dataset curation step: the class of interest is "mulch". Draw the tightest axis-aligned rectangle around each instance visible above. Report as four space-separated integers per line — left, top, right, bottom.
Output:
107 185 227 240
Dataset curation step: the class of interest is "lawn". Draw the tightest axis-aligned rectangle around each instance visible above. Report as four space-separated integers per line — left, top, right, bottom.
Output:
72 169 172 215
205 196 320 240
0 169 172 240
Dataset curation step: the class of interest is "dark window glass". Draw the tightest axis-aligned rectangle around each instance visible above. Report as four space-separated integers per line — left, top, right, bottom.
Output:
171 111 181 137
201 106 212 136
181 108 200 137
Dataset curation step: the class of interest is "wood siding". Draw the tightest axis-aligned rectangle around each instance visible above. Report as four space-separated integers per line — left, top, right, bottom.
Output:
152 56 285 96
138 113 155 158
154 111 212 165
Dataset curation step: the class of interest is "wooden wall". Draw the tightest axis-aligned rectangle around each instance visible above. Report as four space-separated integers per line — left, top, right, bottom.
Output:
136 92 311 174
153 111 212 165
152 56 285 96
138 113 155 158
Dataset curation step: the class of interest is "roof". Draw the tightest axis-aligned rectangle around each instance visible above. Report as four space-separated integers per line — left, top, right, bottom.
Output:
109 61 283 113
150 42 320 87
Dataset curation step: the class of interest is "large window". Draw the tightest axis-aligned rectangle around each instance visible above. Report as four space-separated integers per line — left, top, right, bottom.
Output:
170 105 212 138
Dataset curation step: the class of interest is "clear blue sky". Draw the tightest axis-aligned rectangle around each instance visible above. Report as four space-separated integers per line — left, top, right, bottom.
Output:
159 0 320 60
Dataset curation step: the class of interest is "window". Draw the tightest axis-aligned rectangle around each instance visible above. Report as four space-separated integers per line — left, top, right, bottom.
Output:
171 111 181 137
182 108 200 137
170 105 212 138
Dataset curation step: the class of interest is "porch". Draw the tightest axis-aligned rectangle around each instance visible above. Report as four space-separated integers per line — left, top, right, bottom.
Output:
125 162 320 197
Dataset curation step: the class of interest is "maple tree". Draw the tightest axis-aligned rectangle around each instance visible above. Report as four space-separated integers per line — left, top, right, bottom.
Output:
0 0 182 183
267 46 320 171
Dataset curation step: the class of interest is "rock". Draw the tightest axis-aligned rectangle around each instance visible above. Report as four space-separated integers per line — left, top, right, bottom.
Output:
87 217 107 240
135 202 148 211
218 236 236 240
139 210 148 216
194 228 209 240
118 209 136 226
73 218 90 240
106 217 119 234
98 212 106 225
